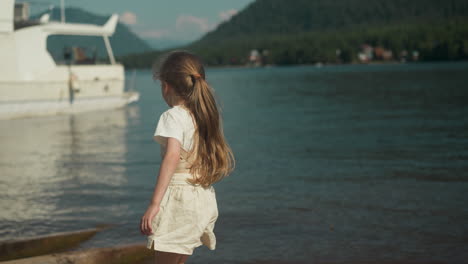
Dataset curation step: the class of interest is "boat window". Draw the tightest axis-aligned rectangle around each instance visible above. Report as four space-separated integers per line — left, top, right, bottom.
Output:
46 35 113 65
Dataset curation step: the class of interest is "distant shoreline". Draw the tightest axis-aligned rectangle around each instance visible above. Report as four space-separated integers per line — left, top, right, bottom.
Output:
200 59 468 70
123 59 468 71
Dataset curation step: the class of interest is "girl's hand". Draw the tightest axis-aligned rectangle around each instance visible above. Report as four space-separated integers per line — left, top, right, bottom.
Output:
140 203 160 236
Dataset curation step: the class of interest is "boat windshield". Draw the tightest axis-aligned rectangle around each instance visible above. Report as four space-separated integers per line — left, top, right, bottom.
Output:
47 35 113 65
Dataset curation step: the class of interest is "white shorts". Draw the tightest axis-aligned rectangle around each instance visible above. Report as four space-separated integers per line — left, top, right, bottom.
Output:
146 173 218 255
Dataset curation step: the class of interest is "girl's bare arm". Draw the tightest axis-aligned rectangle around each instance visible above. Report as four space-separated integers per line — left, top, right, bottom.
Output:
150 137 181 206
140 137 181 235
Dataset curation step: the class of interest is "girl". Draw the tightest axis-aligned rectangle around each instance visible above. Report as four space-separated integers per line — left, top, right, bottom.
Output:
140 50 235 264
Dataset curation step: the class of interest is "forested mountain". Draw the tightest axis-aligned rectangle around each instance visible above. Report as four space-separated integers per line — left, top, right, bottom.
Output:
121 0 468 67
33 7 152 59
202 0 468 39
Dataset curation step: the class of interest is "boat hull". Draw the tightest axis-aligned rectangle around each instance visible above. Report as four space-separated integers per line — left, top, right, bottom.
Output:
0 64 140 120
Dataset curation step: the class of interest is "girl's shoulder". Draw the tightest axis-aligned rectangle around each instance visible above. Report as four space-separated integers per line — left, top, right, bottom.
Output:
159 105 192 127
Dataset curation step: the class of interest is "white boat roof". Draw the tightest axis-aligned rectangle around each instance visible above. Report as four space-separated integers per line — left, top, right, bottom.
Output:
41 14 118 36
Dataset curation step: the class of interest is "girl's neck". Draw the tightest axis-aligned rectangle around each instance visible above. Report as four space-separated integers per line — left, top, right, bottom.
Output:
168 98 185 108
174 104 189 111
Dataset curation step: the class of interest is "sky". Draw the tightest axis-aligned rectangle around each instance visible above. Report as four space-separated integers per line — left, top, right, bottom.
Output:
26 0 255 47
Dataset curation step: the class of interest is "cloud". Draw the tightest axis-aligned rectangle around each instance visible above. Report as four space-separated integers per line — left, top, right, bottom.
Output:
175 14 215 33
120 11 137 25
219 9 238 22
134 10 238 41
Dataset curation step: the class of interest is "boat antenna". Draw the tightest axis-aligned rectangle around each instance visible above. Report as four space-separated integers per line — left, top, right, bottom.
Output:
60 0 65 23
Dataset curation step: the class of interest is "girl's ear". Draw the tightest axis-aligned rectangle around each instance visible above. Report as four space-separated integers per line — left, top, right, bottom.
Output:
162 81 169 95
163 81 172 93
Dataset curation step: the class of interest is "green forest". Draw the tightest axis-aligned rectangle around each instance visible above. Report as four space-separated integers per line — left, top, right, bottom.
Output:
119 0 468 68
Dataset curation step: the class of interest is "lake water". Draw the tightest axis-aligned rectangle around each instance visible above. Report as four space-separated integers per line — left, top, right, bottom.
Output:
1 62 467 264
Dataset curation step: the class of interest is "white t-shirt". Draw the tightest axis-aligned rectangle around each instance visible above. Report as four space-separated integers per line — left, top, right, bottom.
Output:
153 105 196 154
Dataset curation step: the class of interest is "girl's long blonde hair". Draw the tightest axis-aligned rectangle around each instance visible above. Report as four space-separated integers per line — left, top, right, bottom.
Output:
153 50 235 187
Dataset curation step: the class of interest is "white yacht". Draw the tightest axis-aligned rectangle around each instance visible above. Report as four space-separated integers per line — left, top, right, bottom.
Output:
0 0 139 120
